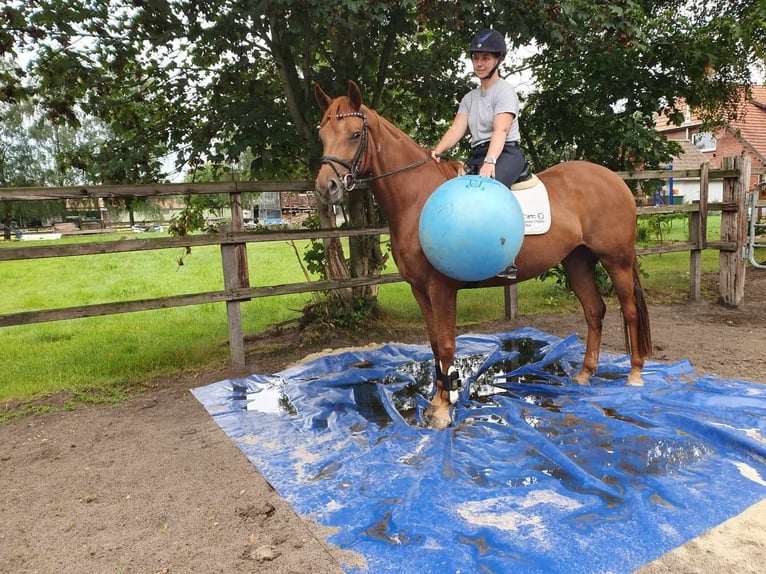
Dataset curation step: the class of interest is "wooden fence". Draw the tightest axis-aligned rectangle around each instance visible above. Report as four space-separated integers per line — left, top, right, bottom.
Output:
1 156 762 365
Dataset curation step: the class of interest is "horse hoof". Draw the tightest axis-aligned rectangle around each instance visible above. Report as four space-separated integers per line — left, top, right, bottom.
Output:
428 413 452 430
626 375 644 387
424 403 452 429
572 372 591 386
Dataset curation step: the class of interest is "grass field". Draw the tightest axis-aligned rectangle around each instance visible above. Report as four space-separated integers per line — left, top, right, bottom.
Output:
0 213 744 411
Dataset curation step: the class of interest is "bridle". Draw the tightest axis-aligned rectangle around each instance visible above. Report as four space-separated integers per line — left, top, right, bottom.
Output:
320 111 369 192
320 110 432 192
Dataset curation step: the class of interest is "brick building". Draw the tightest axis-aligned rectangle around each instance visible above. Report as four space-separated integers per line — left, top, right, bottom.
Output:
655 85 766 202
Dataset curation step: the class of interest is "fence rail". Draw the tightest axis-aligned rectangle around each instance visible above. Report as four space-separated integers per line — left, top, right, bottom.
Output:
1 159 762 365
0 227 386 261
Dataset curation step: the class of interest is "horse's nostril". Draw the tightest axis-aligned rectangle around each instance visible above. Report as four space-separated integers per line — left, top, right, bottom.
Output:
314 178 342 204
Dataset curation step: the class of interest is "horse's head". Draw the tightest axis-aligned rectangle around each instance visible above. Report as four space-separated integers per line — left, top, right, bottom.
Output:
314 80 370 205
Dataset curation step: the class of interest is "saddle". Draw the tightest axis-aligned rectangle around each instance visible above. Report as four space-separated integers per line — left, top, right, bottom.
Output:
513 162 534 186
511 172 539 191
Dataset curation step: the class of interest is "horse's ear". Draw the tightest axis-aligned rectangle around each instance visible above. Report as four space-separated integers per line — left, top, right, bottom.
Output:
347 80 362 111
314 84 332 112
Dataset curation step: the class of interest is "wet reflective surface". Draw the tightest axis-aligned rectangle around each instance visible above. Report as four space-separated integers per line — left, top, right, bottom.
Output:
195 329 766 574
233 379 296 416
234 335 715 487
239 337 570 428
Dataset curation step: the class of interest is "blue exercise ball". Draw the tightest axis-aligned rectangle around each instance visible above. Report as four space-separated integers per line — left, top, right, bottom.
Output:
418 175 525 281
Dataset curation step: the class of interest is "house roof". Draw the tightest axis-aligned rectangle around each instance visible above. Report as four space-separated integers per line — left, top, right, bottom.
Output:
669 139 709 173
654 100 704 131
731 85 766 164
655 86 766 165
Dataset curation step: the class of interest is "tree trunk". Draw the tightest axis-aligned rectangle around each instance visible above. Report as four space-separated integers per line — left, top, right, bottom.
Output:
317 203 353 309
347 189 386 300
2 206 11 241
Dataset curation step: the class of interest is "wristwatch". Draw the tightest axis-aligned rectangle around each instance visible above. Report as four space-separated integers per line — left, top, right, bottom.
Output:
484 156 496 165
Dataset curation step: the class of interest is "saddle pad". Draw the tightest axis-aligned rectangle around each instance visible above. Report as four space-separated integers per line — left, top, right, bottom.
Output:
511 174 551 235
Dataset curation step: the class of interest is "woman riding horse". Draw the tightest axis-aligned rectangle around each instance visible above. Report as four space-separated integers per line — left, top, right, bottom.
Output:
431 29 531 279
314 80 651 428
431 29 529 189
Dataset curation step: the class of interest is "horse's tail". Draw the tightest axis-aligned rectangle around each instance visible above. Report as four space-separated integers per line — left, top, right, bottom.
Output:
625 256 652 358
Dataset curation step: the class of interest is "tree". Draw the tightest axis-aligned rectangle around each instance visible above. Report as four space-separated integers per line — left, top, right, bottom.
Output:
0 101 59 238
0 99 99 237
169 147 261 237
0 94 163 235
4 2 762 167
2 0 762 307
491 0 761 171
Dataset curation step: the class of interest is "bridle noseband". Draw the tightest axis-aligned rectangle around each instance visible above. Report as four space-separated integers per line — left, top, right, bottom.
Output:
320 110 432 192
320 111 369 192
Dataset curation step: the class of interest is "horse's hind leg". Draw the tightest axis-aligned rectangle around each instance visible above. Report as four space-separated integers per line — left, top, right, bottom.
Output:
563 249 606 384
601 255 650 386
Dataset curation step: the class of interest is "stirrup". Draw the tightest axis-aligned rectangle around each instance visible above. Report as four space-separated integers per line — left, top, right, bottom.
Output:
496 264 517 280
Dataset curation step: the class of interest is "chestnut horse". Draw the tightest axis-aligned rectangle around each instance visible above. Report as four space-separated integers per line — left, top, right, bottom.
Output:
314 81 651 426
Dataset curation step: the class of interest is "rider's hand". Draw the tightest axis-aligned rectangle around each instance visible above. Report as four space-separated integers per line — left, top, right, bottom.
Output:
430 150 441 163
480 163 495 179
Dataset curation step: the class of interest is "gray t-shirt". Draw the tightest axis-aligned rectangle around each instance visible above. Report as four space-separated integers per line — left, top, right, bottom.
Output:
458 80 521 147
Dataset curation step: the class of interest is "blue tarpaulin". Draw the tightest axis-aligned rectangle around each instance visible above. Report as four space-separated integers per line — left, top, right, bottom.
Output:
192 328 766 573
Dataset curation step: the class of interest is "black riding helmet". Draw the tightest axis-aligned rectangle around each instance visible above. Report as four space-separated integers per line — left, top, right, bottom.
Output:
469 29 507 58
469 29 506 79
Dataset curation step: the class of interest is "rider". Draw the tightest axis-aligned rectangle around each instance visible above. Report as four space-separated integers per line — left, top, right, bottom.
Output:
431 29 529 185
431 28 529 279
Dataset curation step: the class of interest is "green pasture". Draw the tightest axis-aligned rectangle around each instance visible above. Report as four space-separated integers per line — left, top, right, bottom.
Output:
0 214 760 417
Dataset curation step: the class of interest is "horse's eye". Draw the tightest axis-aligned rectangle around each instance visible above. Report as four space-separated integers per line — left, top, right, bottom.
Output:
351 131 362 140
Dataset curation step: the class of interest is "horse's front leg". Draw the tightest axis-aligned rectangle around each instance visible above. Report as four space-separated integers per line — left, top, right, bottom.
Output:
410 283 459 428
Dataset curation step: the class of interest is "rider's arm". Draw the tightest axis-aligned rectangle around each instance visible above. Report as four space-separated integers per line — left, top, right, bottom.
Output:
479 112 513 178
431 113 469 162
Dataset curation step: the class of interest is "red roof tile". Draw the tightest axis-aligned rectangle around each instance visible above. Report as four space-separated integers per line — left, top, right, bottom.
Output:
655 85 766 168
669 140 708 172
732 86 766 164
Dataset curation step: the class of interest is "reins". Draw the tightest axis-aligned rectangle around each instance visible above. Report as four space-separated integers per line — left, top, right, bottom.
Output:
363 156 433 183
320 109 432 192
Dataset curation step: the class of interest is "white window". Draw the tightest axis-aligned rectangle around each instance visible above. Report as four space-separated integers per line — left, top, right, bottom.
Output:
693 131 716 152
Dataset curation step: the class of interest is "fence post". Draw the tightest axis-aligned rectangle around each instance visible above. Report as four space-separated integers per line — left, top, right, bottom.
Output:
503 284 518 320
221 186 250 366
688 161 709 301
719 155 751 306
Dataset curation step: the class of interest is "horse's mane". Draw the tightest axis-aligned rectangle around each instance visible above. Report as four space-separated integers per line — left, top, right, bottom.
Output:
323 97 462 179
437 159 463 178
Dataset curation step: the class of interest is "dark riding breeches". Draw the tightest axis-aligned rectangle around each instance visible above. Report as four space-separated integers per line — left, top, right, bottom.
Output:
465 141 529 188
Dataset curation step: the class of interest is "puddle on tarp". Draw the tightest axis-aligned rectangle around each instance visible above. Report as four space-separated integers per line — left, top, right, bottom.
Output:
193 327 766 574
